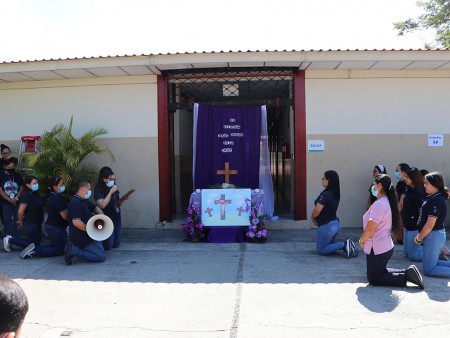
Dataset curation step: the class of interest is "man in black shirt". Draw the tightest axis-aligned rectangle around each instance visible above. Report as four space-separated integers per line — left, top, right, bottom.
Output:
65 179 105 265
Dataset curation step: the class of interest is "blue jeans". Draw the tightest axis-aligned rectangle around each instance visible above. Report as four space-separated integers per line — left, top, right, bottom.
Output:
9 221 41 249
403 229 423 262
422 229 450 278
35 224 67 257
2 204 19 237
71 240 106 262
316 219 344 255
102 220 122 251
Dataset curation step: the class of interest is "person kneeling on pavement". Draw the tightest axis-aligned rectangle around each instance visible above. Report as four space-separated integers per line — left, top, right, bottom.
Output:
64 179 105 265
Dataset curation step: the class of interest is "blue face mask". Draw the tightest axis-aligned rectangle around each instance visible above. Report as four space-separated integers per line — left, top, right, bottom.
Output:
394 171 401 180
85 190 92 199
31 183 39 192
371 185 377 197
59 185 66 193
106 180 115 188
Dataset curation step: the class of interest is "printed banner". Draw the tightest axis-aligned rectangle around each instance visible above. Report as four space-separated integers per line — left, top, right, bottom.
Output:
201 189 251 226
194 104 261 189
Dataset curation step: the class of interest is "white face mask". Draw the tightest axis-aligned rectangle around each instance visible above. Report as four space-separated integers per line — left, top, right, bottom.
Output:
85 190 92 199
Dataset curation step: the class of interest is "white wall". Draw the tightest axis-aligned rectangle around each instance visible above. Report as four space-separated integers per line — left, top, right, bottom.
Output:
0 76 158 139
305 70 450 227
0 75 161 228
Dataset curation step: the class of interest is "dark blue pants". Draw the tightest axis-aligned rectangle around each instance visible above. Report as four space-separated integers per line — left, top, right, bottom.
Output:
35 224 67 257
102 219 122 251
2 204 19 237
9 221 41 249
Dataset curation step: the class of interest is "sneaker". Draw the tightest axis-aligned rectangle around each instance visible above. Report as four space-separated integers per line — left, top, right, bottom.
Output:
3 235 12 252
20 243 35 259
64 243 73 266
344 239 351 258
405 265 424 289
349 239 358 257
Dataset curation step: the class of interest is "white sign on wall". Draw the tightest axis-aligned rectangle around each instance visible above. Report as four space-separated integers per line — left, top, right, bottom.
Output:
428 134 444 147
308 140 325 152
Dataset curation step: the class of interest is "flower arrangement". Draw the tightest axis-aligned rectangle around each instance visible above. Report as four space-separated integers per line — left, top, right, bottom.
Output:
245 198 268 242
180 203 205 241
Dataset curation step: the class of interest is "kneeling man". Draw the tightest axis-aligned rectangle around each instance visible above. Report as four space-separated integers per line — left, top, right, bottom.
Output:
65 179 105 265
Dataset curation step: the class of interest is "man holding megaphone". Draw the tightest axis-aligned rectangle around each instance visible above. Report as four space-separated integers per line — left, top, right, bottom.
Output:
64 179 108 265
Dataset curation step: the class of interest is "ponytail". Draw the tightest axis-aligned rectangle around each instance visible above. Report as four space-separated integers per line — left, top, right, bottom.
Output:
374 174 401 232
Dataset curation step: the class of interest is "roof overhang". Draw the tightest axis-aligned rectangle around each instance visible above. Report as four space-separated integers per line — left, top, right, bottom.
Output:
1 49 450 83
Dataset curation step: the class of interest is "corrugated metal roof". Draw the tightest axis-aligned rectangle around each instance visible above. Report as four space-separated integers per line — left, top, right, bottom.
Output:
2 48 450 65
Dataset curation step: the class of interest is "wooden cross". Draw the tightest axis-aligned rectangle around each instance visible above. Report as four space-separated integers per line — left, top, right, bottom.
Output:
204 207 213 217
214 194 231 220
217 162 238 184
236 206 245 216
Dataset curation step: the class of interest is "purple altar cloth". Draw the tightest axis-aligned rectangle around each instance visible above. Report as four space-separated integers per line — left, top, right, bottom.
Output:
189 190 264 243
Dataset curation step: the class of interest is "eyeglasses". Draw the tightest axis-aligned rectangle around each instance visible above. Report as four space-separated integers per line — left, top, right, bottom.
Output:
321 177 326 180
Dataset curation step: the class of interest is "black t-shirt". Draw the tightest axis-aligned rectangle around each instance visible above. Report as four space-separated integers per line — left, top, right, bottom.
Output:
68 195 97 248
402 187 426 230
0 171 23 204
314 189 339 226
46 192 69 229
396 180 408 202
417 192 447 232
19 190 45 225
94 185 121 222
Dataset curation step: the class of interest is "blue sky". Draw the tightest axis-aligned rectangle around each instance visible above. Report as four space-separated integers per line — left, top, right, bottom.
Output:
0 0 435 62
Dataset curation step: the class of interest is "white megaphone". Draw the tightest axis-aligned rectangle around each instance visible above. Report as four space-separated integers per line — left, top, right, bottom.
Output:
86 214 114 241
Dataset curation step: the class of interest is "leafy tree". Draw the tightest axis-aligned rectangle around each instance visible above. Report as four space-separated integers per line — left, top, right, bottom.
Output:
394 0 450 48
23 116 115 196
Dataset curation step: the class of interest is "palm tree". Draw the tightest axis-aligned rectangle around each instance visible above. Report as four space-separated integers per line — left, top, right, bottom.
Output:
23 116 115 196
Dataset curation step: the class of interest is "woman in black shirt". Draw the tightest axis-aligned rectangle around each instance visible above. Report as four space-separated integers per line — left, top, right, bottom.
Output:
311 170 357 258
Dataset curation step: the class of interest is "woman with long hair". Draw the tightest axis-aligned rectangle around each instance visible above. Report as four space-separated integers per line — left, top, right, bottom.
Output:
359 174 424 288
368 165 387 207
311 170 357 258
94 167 123 250
394 162 410 244
415 172 450 277
402 168 427 261
3 176 45 258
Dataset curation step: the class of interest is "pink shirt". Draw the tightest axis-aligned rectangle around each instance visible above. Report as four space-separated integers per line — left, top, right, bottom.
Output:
362 196 394 255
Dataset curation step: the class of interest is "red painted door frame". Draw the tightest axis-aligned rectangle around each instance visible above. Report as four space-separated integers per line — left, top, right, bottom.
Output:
294 70 307 220
157 70 307 222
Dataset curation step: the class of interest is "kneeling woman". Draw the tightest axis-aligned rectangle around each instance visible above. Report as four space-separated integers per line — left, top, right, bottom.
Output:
415 172 450 278
359 174 424 288
3 176 45 258
311 170 357 258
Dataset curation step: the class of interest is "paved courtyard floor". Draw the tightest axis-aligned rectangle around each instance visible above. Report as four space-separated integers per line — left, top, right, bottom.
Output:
1 228 449 338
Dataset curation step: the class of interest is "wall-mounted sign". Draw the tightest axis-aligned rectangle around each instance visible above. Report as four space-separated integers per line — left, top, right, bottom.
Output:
428 134 444 147
308 140 325 152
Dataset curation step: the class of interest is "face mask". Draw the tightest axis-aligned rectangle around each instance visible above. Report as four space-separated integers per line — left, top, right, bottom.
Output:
394 171 401 180
31 183 39 192
371 185 377 197
85 190 92 199
6 168 15 174
59 185 66 193
106 180 115 188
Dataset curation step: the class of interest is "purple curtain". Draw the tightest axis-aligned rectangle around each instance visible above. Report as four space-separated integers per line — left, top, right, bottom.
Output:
194 104 261 189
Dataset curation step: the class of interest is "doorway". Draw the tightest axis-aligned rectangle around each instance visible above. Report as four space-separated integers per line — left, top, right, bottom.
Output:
166 68 296 218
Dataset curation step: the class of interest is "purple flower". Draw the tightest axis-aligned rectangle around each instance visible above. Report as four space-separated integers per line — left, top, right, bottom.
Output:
247 231 255 238
261 229 268 237
252 218 259 225
256 231 262 238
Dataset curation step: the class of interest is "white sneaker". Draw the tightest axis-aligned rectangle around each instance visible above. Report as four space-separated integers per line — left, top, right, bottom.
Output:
20 243 35 259
3 235 12 252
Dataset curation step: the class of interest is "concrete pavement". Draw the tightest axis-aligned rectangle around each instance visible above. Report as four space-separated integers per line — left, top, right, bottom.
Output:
1 228 449 338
